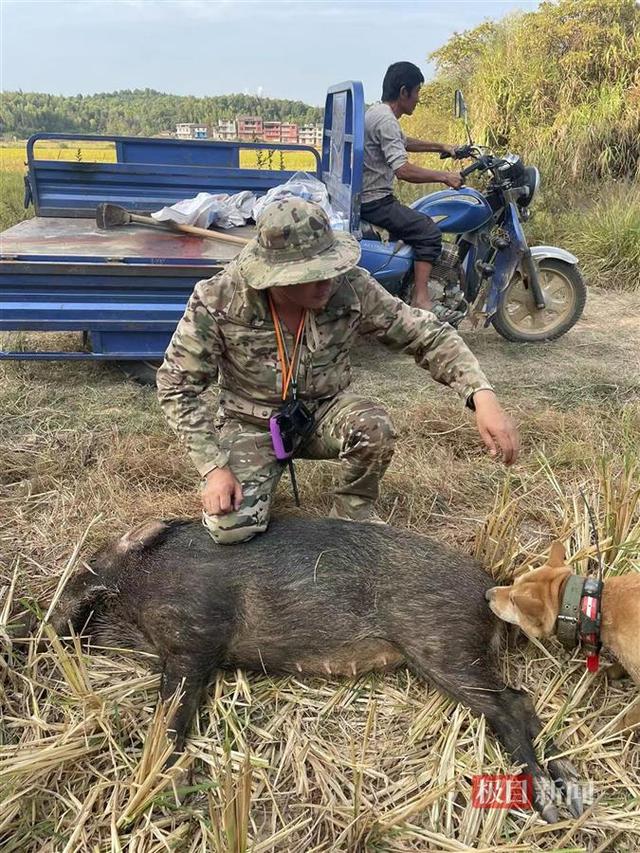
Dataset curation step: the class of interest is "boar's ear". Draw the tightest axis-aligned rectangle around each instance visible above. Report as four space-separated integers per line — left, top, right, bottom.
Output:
547 540 567 568
115 519 169 556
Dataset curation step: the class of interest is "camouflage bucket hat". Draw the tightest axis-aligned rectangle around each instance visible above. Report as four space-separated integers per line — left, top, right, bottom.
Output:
236 197 361 289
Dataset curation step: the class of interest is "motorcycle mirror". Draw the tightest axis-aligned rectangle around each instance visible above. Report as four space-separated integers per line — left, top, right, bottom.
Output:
454 90 473 145
454 90 468 121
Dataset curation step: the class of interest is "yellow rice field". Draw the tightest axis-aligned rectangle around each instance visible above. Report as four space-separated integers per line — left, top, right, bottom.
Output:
0 142 116 172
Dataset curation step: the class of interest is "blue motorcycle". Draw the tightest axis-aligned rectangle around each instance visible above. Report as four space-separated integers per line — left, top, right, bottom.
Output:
360 91 587 342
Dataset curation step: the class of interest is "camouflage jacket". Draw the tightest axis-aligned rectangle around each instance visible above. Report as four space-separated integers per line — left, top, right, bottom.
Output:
156 263 493 476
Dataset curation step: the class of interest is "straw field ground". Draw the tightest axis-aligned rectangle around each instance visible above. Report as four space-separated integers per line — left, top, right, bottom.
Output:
1 271 640 851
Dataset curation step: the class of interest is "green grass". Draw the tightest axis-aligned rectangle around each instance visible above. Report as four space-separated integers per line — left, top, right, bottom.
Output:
558 184 640 291
0 170 33 232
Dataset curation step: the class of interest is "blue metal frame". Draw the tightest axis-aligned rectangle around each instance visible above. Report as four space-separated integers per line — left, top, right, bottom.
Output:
321 81 364 234
485 203 526 316
26 132 321 218
324 81 412 291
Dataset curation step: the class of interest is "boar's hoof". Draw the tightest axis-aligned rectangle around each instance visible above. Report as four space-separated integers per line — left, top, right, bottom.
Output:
539 799 560 825
546 755 584 818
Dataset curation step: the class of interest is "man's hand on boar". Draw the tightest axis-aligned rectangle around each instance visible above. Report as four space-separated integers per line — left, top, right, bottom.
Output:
202 467 244 515
472 389 520 466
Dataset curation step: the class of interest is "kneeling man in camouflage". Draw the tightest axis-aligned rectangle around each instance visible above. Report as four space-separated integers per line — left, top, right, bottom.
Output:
157 197 519 544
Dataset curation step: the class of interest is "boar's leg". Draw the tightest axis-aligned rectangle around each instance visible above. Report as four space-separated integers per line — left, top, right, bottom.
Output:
404 646 568 823
524 710 583 818
159 654 214 765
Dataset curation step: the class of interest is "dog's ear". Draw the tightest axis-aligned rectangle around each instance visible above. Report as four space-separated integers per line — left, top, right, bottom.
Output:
547 540 566 568
511 590 543 617
510 590 546 636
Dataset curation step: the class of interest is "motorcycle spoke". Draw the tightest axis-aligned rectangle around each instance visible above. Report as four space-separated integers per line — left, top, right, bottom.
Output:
507 302 532 324
545 296 567 313
545 281 569 300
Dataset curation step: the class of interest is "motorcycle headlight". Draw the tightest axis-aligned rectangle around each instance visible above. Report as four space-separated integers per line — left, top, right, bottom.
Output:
497 153 526 186
519 165 540 208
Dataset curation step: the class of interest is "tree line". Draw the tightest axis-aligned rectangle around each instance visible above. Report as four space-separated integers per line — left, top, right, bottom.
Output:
0 90 324 138
404 0 639 191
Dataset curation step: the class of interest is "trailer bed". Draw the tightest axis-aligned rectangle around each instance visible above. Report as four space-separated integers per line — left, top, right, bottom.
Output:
0 217 252 264
0 86 365 362
0 218 255 361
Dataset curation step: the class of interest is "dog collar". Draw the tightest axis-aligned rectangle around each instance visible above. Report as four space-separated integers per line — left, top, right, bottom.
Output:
556 575 603 672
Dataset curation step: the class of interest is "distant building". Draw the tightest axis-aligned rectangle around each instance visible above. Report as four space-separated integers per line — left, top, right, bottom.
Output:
175 122 209 140
263 120 282 143
299 123 323 146
173 117 323 146
216 119 237 141
237 116 264 141
280 123 299 144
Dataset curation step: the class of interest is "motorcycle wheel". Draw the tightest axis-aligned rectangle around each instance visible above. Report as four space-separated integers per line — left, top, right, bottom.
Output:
491 259 587 343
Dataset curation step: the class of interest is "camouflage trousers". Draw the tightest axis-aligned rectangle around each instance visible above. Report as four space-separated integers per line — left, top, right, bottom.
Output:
203 393 396 545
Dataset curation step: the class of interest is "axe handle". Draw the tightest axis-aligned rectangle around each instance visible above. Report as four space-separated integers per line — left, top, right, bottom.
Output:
128 212 250 245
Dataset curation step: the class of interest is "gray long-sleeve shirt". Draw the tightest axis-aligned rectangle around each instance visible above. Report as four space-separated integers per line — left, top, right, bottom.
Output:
362 102 408 204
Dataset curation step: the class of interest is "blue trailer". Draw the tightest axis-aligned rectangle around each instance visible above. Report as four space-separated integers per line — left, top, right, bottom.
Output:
0 81 412 366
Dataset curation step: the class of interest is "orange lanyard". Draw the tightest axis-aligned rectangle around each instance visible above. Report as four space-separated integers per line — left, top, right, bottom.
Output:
268 294 307 400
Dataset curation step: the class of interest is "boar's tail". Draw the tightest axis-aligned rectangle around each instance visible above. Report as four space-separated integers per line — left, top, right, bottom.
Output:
114 518 192 557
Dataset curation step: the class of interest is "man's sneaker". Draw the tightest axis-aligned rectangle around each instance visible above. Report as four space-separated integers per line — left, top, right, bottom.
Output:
432 302 468 326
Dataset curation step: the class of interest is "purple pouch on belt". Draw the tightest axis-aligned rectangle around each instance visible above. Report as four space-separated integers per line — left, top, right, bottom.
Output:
269 400 314 462
269 413 291 461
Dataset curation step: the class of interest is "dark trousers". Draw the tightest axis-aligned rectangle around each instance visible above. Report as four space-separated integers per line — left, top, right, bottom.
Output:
360 194 442 263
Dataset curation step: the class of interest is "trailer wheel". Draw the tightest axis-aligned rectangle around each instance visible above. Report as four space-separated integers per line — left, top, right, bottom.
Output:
120 361 162 386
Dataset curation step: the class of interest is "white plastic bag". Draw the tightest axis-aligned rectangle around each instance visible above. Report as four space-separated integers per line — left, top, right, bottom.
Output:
152 191 256 230
252 172 342 226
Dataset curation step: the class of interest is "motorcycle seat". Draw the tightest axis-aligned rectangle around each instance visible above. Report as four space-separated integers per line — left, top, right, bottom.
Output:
359 220 390 243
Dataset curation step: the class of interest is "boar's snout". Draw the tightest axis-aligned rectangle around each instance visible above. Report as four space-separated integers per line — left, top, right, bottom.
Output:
48 570 109 636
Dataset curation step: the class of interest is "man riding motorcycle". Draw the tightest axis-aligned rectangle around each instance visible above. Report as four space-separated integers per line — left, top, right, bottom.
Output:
361 61 465 321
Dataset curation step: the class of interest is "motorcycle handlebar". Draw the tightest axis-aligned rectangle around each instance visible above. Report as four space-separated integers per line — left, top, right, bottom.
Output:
439 145 475 160
460 160 486 179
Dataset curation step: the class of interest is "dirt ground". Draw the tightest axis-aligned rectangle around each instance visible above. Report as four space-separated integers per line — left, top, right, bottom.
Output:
355 286 640 413
1 285 640 851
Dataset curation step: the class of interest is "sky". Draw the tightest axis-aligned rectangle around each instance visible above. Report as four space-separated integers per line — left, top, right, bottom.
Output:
1 0 540 105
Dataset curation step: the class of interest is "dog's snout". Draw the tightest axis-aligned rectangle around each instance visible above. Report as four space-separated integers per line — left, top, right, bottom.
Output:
485 588 495 602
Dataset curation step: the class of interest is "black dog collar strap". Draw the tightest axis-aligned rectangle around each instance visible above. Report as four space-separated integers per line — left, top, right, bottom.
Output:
556 574 586 649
